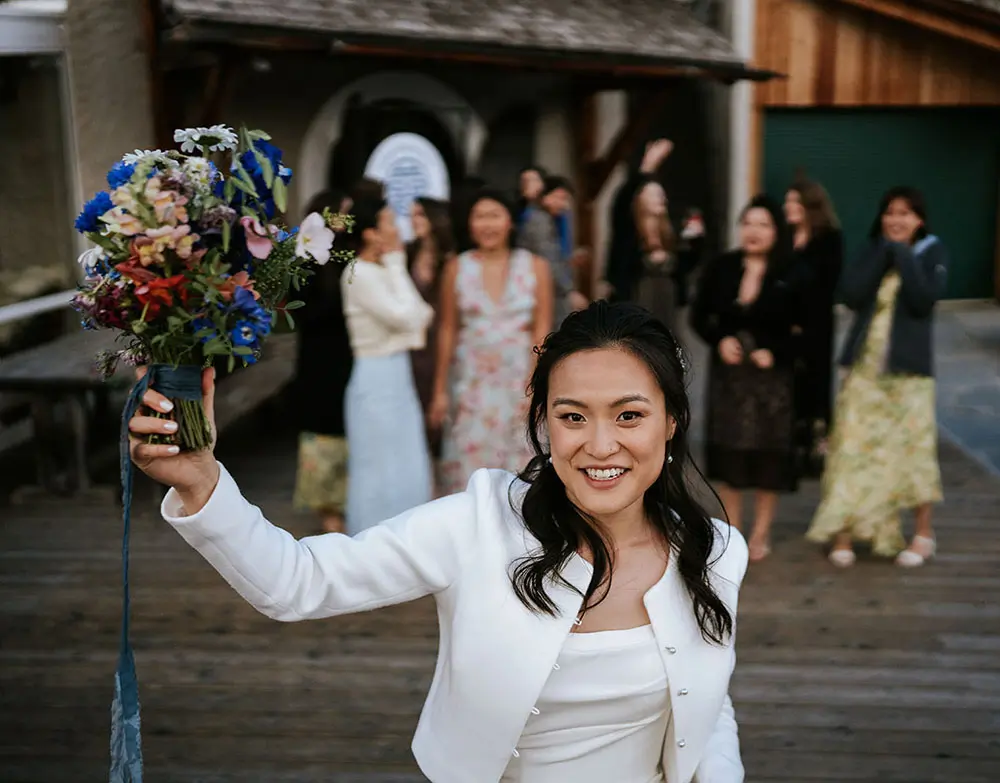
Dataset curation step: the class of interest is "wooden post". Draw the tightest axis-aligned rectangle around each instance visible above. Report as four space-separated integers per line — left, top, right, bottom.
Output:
139 0 171 149
573 89 598 299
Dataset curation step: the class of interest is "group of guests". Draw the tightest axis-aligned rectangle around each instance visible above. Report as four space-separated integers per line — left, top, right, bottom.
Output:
289 144 949 574
689 178 946 569
290 178 561 537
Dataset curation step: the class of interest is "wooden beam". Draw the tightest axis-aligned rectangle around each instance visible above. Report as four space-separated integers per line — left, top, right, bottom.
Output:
195 58 238 127
140 0 171 149
831 0 1000 54
583 89 673 202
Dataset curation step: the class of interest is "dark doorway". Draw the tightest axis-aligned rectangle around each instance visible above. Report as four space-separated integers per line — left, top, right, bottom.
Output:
327 94 463 196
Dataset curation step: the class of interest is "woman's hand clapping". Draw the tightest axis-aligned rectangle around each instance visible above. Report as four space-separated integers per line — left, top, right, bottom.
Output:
128 366 221 513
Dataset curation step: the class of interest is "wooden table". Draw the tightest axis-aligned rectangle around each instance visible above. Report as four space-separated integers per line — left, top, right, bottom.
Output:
0 329 299 498
0 329 131 496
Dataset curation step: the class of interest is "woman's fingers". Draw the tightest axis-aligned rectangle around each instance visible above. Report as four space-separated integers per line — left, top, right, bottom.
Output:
130 439 180 462
129 414 178 436
141 388 174 414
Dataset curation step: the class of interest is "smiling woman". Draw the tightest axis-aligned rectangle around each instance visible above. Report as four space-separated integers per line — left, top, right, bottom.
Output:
130 300 748 783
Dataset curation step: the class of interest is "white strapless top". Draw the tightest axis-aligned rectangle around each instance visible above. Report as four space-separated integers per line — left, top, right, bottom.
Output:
501 624 672 783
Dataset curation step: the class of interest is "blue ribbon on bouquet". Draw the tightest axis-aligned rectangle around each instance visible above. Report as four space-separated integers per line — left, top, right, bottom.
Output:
111 363 203 783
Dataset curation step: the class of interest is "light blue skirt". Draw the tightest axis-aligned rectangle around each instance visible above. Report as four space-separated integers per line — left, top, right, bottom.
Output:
344 352 432 535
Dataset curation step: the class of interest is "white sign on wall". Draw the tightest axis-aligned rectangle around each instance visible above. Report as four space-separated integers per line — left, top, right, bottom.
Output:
364 132 451 242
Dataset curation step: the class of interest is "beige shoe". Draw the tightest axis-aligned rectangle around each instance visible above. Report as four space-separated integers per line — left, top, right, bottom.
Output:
895 535 936 568
828 548 857 568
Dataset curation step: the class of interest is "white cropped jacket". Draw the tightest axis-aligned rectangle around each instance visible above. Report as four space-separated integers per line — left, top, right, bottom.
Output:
162 465 749 783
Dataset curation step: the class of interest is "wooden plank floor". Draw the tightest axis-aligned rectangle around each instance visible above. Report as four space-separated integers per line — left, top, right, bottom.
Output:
1 413 999 782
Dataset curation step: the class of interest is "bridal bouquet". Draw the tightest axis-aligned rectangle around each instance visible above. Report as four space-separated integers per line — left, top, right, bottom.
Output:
72 125 353 451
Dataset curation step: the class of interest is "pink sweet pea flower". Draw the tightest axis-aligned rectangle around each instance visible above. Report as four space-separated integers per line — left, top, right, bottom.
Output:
240 216 274 260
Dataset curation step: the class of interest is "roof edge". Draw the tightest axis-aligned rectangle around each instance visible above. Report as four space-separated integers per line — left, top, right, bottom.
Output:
163 20 780 83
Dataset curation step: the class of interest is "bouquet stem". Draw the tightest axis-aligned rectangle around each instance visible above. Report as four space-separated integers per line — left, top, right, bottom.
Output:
146 351 213 452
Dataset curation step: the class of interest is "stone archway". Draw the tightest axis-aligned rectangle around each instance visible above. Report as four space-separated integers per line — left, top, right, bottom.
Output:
297 71 487 210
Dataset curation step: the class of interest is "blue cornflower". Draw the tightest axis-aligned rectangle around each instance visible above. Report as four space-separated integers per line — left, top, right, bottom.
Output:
191 316 219 344
233 286 272 337
230 320 260 364
106 161 136 189
74 191 114 234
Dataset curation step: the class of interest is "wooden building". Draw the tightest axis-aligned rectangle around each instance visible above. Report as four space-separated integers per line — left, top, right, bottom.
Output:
152 0 773 294
748 0 1000 299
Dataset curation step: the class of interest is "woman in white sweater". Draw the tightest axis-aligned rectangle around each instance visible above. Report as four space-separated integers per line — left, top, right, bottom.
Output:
339 194 434 534
129 301 749 783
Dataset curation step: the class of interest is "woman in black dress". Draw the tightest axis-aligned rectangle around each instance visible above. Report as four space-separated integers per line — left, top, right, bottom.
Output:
691 195 797 562
290 189 354 533
407 196 456 469
784 178 843 477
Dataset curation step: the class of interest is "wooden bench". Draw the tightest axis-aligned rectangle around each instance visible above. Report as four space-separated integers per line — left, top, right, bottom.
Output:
0 329 297 500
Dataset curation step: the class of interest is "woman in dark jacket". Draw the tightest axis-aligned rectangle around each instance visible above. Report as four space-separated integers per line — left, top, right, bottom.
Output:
784 178 844 476
807 186 948 568
290 189 354 534
691 194 798 562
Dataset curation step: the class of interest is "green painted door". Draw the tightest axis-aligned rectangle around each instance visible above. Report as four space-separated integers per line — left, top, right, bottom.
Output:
763 108 1000 299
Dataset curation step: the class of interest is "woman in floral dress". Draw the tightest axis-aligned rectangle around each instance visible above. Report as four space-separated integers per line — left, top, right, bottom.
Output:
430 189 554 494
807 186 948 568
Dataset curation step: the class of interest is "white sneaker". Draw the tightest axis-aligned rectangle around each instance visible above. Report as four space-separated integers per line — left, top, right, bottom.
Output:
895 535 936 568
828 548 857 568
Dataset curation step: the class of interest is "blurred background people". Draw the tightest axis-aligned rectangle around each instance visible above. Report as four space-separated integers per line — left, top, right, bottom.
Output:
341 192 435 534
603 139 673 303
431 188 554 494
633 178 678 333
518 175 587 325
784 177 843 477
808 186 947 568
691 195 798 562
290 189 353 534
407 196 456 476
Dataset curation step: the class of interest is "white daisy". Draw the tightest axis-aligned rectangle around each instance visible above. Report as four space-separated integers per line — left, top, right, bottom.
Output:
174 125 238 154
122 149 175 167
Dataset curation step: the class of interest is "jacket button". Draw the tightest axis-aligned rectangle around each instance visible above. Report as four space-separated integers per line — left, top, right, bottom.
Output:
666 646 677 654
679 688 689 696
678 739 687 748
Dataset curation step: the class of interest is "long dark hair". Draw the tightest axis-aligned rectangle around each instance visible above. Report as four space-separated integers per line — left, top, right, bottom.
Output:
788 175 840 233
740 193 792 276
509 301 735 645
868 185 929 241
407 196 455 295
344 192 388 254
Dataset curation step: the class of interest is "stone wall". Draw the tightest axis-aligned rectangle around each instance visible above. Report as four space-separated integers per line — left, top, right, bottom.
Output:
65 0 154 199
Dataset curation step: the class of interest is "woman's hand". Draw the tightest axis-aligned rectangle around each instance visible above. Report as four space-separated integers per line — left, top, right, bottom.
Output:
428 388 450 430
749 349 774 369
128 366 220 513
718 336 744 365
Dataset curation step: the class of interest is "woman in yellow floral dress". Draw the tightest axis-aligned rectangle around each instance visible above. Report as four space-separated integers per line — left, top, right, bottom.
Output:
807 186 948 568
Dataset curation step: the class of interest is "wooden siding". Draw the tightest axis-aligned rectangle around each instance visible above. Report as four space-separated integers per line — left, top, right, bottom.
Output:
754 0 1000 107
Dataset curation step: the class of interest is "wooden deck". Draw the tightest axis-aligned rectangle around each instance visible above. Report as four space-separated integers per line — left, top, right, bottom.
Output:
1 411 999 782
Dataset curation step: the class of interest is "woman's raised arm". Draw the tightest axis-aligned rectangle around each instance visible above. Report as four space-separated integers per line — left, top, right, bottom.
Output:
131 372 487 621
161 463 491 621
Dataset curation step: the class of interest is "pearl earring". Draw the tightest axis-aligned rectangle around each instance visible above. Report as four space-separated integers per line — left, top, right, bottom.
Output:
667 454 674 464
